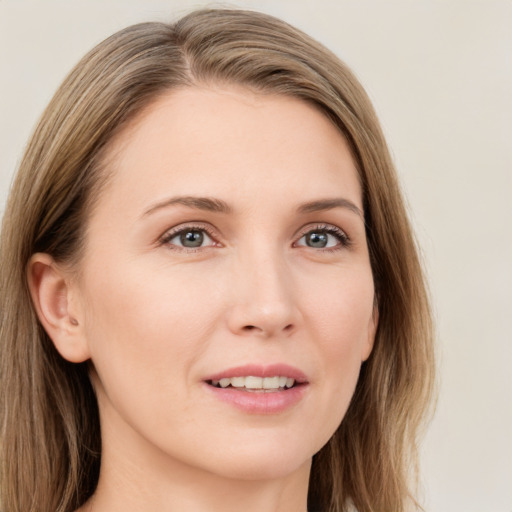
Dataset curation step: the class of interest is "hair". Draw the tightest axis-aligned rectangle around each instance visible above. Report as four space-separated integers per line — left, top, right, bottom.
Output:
0 8 435 512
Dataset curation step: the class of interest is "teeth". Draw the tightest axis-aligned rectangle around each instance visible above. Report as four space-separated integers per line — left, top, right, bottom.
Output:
245 376 263 389
230 377 245 388
219 378 230 388
263 376 280 389
210 376 296 390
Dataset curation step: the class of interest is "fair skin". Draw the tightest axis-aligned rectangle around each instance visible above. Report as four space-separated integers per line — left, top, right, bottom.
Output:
29 86 377 512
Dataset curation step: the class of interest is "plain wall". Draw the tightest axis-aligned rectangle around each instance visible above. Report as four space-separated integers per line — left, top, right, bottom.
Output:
1 1 511 510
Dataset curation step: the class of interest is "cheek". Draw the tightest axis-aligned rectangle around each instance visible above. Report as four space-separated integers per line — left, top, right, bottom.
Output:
84 255 218 338
302 264 375 353
300 267 375 433
78 259 223 405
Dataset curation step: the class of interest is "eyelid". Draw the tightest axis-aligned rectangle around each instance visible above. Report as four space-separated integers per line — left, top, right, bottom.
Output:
293 223 351 249
158 221 350 252
159 222 221 250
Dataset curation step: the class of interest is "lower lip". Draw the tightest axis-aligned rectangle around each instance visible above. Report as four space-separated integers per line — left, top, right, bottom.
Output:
204 384 308 414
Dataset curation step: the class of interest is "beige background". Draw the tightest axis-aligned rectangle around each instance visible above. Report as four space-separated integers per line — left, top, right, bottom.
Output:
1 1 511 510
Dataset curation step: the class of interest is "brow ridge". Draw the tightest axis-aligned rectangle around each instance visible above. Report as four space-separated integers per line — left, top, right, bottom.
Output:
144 196 232 216
297 198 363 218
144 195 363 219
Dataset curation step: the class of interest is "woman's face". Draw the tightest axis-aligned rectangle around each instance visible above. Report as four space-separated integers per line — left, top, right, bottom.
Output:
71 86 377 481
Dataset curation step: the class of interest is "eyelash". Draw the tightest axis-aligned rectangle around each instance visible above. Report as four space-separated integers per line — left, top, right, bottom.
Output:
159 223 219 253
294 224 351 252
159 222 351 252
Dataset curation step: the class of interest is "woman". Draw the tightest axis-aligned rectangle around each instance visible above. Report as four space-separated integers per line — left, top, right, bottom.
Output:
0 8 435 512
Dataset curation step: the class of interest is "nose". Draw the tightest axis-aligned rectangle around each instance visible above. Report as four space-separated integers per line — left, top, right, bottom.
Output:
226 249 300 338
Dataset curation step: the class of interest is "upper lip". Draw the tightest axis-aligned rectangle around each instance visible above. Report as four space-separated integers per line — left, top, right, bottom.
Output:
204 364 309 383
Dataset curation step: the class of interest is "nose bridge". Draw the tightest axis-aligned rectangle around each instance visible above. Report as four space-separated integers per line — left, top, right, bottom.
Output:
227 239 298 337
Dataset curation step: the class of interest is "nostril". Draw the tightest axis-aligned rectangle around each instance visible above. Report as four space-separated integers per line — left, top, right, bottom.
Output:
241 323 294 335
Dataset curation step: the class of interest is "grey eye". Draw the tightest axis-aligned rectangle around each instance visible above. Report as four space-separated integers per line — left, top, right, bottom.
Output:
305 232 329 248
180 230 205 247
297 230 341 249
167 229 214 248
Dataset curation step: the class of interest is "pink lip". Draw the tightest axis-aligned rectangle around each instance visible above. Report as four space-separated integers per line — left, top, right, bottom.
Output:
203 364 309 415
204 363 308 383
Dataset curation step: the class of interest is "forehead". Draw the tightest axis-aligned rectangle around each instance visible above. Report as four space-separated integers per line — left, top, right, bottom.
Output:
95 86 362 216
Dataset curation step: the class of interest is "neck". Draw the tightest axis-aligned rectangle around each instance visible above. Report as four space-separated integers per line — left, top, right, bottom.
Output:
83 463 310 512
80 453 311 512
77 402 311 512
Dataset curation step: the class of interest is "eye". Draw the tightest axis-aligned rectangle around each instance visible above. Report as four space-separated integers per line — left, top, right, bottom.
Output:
161 226 217 250
295 225 349 250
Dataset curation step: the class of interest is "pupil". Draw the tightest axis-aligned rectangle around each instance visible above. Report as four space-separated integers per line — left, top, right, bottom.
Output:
307 232 328 248
180 230 204 247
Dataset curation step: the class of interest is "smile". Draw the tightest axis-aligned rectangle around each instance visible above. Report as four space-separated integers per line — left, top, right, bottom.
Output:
204 364 309 414
208 375 297 392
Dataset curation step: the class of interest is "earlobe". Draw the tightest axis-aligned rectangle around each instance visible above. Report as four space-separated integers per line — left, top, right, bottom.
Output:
27 253 90 363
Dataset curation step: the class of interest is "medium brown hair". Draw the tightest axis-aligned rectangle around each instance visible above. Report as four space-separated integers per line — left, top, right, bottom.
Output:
0 8 435 512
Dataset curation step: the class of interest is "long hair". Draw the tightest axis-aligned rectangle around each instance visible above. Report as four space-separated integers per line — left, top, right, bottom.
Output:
0 9 435 512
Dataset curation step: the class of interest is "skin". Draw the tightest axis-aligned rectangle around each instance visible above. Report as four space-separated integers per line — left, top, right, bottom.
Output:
30 86 377 512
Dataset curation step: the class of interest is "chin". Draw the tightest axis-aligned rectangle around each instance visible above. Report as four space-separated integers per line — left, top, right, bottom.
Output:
186 428 326 482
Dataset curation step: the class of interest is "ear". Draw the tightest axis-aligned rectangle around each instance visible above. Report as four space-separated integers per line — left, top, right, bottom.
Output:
27 253 90 363
361 304 379 362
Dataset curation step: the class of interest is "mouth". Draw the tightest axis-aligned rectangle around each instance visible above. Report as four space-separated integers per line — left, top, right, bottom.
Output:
203 364 309 414
206 375 301 392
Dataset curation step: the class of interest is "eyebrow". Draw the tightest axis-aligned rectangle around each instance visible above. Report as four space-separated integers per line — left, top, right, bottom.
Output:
143 195 363 219
144 196 232 216
297 198 363 218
